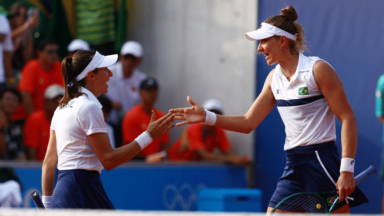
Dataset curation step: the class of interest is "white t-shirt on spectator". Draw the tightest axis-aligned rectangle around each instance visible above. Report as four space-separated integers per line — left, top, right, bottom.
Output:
0 15 13 83
51 87 107 172
106 61 147 125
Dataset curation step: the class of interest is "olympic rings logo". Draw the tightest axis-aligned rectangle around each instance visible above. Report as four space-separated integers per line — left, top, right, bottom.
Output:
162 183 206 210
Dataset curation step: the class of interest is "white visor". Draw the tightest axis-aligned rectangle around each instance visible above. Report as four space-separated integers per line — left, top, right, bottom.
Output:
75 51 118 81
245 22 297 41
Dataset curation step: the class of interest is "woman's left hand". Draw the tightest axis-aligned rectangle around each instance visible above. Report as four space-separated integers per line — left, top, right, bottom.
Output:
336 172 355 201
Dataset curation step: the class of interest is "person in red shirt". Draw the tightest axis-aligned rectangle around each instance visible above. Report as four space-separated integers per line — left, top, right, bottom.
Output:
13 39 64 120
169 99 252 166
24 84 64 161
122 78 170 161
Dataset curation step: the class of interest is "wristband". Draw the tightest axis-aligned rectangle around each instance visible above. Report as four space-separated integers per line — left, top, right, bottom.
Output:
42 195 52 209
340 158 355 173
134 131 153 150
204 109 216 126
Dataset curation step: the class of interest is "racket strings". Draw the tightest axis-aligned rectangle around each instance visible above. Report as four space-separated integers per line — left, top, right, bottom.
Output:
275 194 327 213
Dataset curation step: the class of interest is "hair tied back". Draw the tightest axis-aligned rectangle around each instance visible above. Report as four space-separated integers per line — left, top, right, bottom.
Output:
280 6 298 22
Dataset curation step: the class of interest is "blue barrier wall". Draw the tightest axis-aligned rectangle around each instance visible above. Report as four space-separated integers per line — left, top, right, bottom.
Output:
12 162 246 210
256 0 383 213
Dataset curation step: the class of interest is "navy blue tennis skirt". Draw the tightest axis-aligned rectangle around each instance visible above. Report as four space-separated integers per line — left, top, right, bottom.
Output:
51 170 115 209
268 141 368 211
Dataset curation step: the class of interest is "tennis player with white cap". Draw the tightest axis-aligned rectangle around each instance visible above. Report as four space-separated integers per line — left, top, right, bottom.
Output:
41 50 175 209
170 6 367 213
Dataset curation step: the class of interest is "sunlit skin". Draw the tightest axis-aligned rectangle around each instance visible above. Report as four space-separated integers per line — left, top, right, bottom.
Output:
42 61 175 200
170 34 357 214
84 67 113 96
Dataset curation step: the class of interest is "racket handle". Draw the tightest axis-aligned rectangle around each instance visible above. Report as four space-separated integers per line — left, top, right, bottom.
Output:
354 165 377 185
31 191 45 209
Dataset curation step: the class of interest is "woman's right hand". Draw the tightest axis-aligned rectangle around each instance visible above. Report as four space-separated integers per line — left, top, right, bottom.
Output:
169 96 206 126
147 111 175 139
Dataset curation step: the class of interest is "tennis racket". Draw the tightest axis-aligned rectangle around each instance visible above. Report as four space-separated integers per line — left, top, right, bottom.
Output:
271 165 376 214
31 191 45 209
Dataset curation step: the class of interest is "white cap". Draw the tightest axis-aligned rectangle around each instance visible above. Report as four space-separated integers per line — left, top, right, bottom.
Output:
45 84 65 99
120 41 143 57
75 51 118 81
67 39 90 52
203 99 223 113
245 22 297 41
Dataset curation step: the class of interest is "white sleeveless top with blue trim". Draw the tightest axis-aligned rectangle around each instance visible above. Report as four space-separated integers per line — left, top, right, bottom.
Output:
271 52 336 151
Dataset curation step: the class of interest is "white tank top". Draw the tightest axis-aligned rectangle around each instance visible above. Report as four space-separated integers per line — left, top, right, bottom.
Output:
270 52 336 151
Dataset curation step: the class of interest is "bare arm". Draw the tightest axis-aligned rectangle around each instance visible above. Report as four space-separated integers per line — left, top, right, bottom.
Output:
21 91 34 115
170 70 276 134
11 13 39 41
89 112 175 170
42 129 58 196
313 61 357 201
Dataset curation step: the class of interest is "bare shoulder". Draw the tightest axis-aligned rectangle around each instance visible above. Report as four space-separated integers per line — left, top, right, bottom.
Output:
265 69 275 84
313 60 337 78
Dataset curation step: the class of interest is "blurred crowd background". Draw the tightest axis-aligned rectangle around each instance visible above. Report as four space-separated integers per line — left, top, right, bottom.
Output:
0 0 253 165
0 0 382 214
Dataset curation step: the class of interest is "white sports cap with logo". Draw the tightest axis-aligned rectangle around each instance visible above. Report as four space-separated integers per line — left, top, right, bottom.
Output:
203 99 223 113
67 39 90 52
120 41 143 57
245 22 297 41
45 84 65 99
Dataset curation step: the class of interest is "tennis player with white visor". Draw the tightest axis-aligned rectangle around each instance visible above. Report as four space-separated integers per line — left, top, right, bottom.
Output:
170 6 368 213
41 50 175 209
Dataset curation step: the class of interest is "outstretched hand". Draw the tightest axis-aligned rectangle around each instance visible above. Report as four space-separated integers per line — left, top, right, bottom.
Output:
147 111 175 139
169 96 206 126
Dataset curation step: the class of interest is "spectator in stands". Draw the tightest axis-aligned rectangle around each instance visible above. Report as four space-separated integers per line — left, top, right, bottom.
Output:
169 99 252 166
122 78 169 160
0 13 14 90
67 39 90 57
106 41 147 148
8 2 39 81
106 41 147 125
24 84 64 161
97 94 116 149
0 89 26 161
13 39 64 120
0 168 22 208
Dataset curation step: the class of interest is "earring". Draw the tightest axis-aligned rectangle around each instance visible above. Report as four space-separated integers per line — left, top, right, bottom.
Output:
280 46 282 50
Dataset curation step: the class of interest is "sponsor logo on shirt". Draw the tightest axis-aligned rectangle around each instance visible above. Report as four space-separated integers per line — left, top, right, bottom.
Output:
298 87 309 95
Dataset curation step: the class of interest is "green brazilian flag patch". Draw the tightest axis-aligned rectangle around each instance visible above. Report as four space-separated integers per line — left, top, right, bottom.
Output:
299 87 309 95
326 196 340 206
